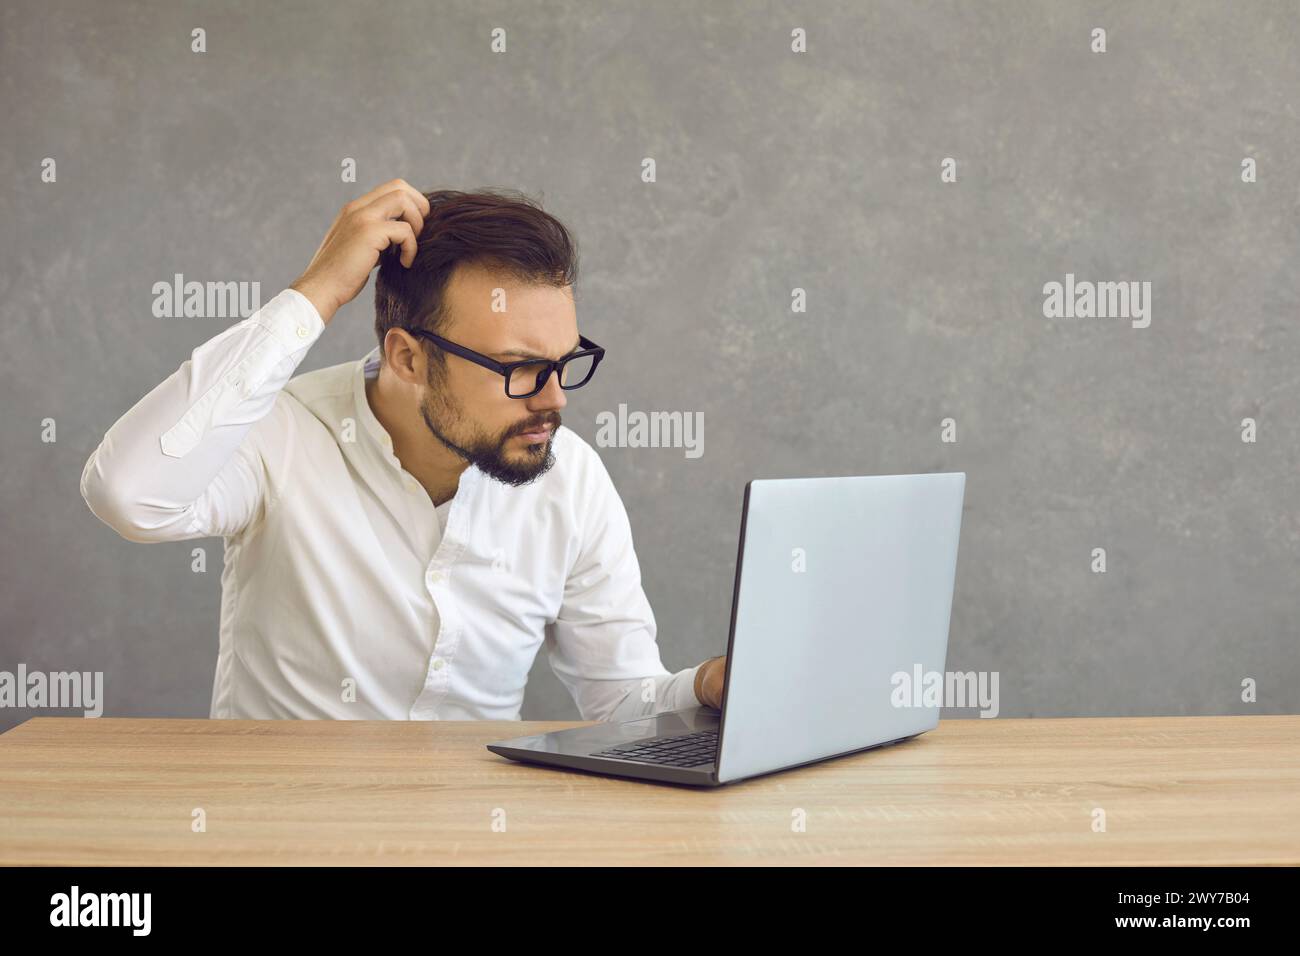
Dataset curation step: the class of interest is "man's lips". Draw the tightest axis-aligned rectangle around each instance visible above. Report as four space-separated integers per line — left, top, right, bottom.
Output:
517 424 554 442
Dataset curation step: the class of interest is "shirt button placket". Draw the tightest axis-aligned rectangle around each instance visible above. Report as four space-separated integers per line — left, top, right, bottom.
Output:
426 566 450 695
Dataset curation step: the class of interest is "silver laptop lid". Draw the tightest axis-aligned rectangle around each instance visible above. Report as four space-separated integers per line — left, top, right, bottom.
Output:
716 472 966 784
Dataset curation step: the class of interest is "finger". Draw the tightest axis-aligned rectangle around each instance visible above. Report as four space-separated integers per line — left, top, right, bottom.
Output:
404 181 432 216
358 179 430 220
385 178 429 215
377 220 419 267
364 189 425 243
349 177 421 212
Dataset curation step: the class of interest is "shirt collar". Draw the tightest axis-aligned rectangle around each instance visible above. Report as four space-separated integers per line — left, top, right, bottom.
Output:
353 346 484 505
355 346 398 460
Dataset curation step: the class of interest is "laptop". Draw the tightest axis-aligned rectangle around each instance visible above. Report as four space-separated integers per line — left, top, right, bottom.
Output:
486 471 966 787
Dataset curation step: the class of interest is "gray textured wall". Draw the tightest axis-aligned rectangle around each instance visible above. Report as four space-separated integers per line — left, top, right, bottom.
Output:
2 0 1296 733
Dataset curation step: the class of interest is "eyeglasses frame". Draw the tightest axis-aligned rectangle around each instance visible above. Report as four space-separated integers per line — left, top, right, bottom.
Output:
402 328 606 399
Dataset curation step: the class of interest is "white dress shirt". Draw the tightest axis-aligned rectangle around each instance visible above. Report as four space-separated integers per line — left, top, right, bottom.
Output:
80 288 704 721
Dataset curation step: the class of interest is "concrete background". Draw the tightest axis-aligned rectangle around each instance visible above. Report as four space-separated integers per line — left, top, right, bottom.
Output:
2 0 1297 731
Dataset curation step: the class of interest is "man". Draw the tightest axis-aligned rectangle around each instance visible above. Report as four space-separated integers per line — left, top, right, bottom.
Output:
81 179 726 721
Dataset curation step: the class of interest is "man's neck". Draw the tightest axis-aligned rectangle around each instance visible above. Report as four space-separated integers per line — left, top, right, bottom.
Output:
365 372 468 507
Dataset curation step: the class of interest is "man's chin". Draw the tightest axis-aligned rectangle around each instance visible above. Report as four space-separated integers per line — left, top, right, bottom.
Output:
478 441 556 486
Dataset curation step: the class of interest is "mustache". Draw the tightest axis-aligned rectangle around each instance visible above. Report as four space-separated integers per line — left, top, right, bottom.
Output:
513 415 561 436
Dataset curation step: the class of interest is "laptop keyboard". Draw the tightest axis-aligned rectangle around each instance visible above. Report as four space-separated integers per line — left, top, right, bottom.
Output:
590 728 718 768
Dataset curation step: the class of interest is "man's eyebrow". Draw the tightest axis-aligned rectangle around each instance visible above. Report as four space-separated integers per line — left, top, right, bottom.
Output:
494 337 583 361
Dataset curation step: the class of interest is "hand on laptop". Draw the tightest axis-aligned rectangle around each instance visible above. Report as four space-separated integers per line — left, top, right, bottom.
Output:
694 655 727 709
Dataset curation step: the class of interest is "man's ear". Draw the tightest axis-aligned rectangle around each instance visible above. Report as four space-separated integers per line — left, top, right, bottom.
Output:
382 328 424 387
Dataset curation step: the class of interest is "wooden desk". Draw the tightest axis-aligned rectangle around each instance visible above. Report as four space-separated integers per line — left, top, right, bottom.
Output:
0 715 1295 865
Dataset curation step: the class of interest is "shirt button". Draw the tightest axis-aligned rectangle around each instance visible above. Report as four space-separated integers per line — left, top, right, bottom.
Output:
296 326 308 338
381 434 392 449
432 659 445 671
405 478 419 492
428 570 443 584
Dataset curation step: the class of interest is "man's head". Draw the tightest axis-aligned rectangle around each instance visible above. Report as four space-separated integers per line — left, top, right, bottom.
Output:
373 188 580 486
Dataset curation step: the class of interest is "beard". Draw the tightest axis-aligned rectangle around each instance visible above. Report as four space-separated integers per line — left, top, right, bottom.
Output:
418 377 559 487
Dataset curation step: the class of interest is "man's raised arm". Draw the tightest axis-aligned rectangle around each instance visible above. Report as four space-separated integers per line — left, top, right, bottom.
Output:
80 178 430 542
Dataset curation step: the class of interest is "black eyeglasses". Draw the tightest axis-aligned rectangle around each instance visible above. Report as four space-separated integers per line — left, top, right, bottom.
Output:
404 328 606 399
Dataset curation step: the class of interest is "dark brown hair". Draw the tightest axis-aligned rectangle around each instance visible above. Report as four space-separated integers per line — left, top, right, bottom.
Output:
373 188 579 374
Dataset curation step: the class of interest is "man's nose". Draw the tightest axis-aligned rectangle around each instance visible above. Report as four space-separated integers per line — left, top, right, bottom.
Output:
526 368 567 412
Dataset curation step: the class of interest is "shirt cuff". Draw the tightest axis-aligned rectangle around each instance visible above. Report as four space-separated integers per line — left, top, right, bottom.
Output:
260 287 326 352
684 663 706 708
